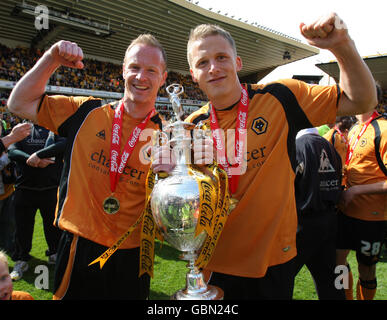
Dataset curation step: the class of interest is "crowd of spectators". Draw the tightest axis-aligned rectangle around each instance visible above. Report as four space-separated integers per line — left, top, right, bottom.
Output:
1 42 386 131
0 43 207 101
161 71 207 101
0 93 23 132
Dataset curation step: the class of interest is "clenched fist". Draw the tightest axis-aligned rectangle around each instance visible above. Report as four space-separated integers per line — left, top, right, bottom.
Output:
47 40 84 69
300 12 351 50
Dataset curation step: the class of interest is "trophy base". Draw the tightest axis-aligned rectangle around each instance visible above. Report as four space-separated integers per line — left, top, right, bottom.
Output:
171 285 224 300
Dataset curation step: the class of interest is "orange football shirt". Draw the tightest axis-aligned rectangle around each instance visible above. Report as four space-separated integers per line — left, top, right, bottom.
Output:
342 116 387 221
185 79 341 277
37 95 162 249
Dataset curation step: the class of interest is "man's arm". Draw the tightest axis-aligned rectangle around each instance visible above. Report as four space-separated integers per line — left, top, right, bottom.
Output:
36 136 67 159
0 122 32 153
341 181 387 208
8 143 31 164
7 41 84 122
300 13 377 116
27 137 66 168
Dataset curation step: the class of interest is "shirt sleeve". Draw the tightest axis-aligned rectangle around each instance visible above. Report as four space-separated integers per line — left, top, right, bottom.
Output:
36 137 67 159
277 79 342 127
37 95 95 134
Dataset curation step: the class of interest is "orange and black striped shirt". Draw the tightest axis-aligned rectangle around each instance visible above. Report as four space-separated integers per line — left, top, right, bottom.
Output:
185 79 341 277
37 95 163 249
341 115 387 221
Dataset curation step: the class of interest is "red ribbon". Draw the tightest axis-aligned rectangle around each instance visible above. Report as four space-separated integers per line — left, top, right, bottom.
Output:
209 86 249 194
109 101 155 192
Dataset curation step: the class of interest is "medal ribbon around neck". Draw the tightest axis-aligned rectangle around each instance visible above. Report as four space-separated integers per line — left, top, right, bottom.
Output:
345 110 379 165
88 101 155 269
209 85 249 195
109 100 155 193
333 125 348 147
88 170 164 272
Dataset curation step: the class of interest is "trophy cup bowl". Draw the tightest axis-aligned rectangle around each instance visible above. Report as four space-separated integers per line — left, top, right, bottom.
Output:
151 174 206 253
151 166 223 300
150 84 223 300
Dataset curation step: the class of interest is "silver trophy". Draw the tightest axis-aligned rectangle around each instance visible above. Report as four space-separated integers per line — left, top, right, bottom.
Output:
150 84 223 300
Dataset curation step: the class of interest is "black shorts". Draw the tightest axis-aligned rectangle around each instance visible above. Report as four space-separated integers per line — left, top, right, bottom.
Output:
208 258 295 300
336 212 386 266
54 231 150 300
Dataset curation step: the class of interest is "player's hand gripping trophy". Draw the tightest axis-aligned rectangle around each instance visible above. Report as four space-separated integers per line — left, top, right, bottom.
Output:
150 84 224 300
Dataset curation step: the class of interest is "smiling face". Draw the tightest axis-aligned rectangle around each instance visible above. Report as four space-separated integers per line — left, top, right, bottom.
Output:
189 34 243 109
122 44 167 117
0 261 12 301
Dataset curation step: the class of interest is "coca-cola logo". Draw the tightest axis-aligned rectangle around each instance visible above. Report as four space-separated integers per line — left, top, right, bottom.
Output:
212 130 223 150
112 124 120 144
235 140 244 163
201 181 213 204
142 214 155 235
199 181 214 227
238 111 247 135
118 151 130 173
238 112 247 129
110 150 119 172
241 89 248 106
128 127 141 148
140 239 153 272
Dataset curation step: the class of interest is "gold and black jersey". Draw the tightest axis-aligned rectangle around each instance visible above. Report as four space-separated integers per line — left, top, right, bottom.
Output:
37 95 163 249
185 79 341 277
342 116 387 221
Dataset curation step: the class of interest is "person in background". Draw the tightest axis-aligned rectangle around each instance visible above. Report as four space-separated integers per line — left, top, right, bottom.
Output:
336 84 387 300
323 116 354 166
318 123 331 136
292 127 344 300
0 122 32 254
8 124 65 281
0 250 34 300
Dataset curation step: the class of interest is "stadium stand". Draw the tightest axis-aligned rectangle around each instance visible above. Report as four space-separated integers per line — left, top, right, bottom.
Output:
0 43 207 100
0 42 208 125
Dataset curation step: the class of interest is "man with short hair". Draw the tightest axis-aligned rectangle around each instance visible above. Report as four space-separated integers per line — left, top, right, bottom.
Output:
177 13 377 299
7 34 168 299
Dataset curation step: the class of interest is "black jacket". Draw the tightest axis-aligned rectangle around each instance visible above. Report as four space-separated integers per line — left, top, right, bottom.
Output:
295 132 342 218
8 124 66 191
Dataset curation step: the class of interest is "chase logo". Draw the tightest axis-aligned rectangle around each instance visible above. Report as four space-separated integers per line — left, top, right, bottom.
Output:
252 117 268 135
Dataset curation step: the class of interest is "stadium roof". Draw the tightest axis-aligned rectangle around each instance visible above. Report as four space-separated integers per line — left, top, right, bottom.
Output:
0 0 319 82
316 54 387 92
